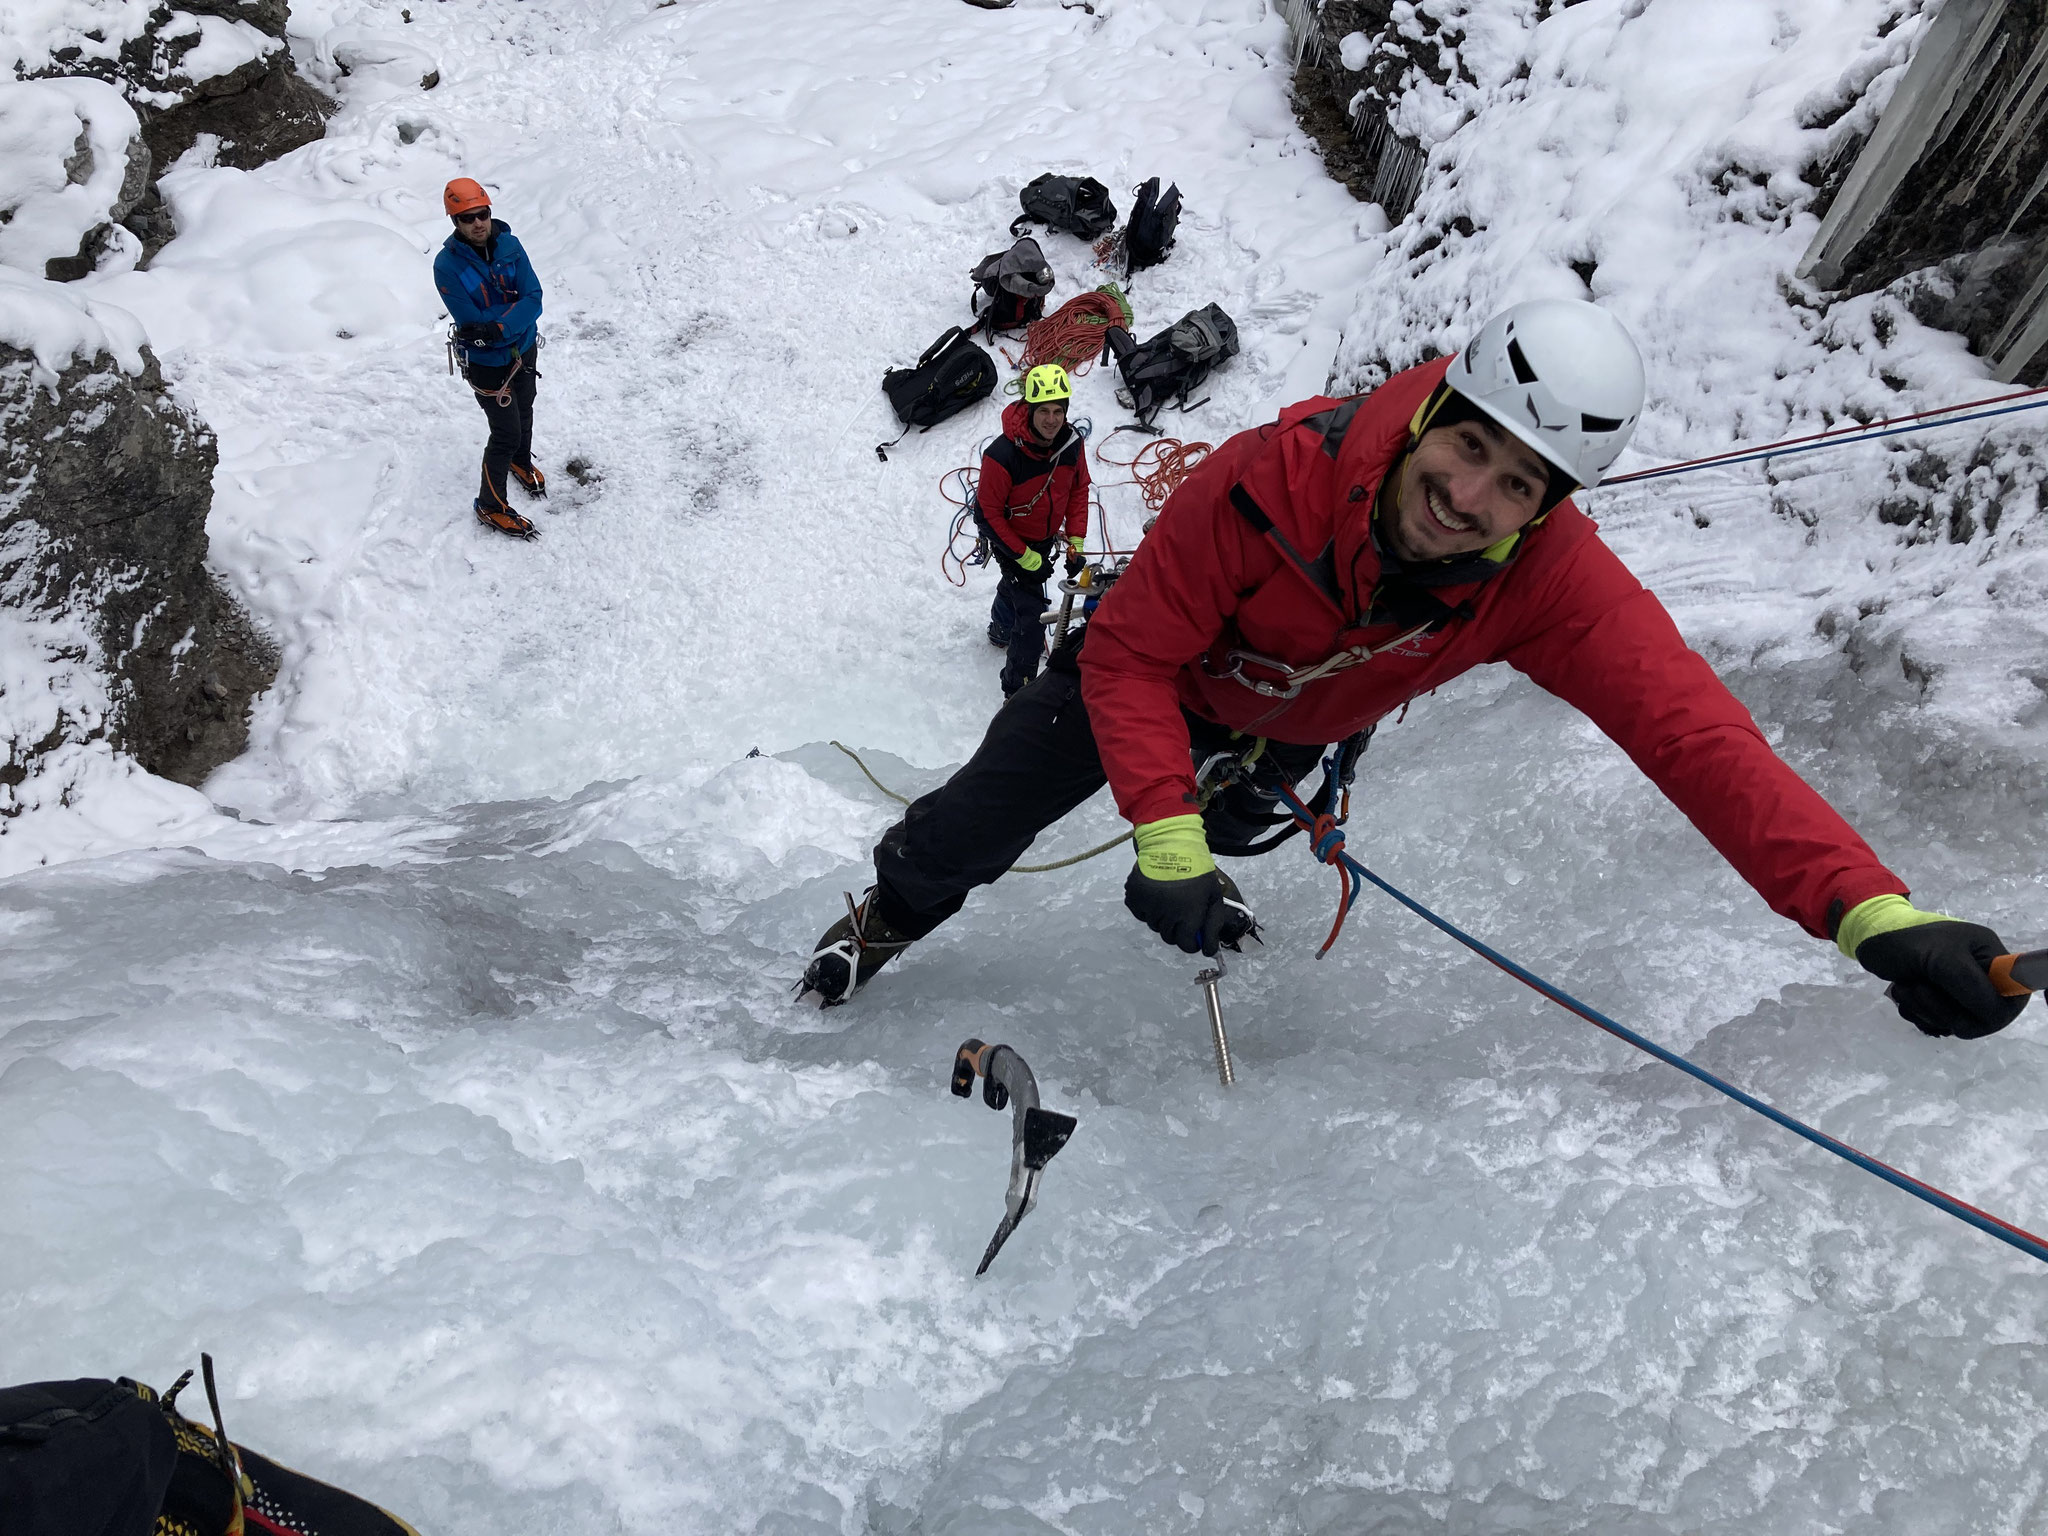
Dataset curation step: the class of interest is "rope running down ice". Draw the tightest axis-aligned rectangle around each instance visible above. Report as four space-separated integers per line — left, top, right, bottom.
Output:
831 741 1131 872
1270 773 2048 1270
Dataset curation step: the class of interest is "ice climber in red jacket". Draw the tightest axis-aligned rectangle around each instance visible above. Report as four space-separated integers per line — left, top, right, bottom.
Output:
802 299 2028 1042
979 363 1093 695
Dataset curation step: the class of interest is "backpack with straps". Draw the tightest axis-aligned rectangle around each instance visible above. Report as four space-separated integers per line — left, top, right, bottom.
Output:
969 236 1054 337
1 1360 422 1536
1121 177 1181 275
1011 173 1118 240
1106 303 1240 424
878 326 998 459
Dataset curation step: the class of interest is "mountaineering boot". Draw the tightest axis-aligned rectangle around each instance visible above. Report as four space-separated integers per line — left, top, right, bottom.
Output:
987 621 1010 649
800 889 915 1006
476 501 539 540
510 461 548 498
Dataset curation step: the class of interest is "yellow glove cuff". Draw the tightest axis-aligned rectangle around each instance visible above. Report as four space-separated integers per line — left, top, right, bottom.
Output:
1133 814 1215 881
1836 893 1951 960
1016 547 1044 572
1067 535 1086 553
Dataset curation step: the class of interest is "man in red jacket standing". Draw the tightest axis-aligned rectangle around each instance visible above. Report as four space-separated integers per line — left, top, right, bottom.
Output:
803 299 2026 1043
979 363 1093 695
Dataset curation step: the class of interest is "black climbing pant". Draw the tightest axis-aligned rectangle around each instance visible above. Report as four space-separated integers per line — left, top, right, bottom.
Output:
467 345 539 513
976 516 1056 694
871 653 1330 940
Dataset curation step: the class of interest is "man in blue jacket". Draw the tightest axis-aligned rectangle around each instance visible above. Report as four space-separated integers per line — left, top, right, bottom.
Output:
433 177 546 539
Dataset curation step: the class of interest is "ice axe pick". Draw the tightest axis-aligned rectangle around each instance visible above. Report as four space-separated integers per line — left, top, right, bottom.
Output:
950 1040 1077 1275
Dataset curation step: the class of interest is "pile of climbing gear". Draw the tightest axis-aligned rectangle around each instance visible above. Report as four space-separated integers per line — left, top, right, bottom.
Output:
1106 304 1240 425
1010 285 1133 379
878 325 998 459
950 1038 1078 1273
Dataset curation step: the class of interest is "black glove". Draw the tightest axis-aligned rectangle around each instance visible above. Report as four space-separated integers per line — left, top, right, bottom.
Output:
1856 919 2030 1039
455 321 502 347
1124 866 1257 956
1064 550 1087 578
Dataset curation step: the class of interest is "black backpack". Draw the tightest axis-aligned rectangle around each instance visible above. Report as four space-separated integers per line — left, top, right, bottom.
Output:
1106 304 1239 424
1011 173 1118 240
1121 177 1181 275
969 236 1054 337
878 326 997 459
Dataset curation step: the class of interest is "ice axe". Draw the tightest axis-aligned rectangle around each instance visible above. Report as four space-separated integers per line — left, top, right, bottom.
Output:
950 1039 1077 1275
1987 948 2048 998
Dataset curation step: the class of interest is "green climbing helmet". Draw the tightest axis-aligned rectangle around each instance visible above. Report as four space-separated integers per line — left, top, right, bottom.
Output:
1022 364 1072 405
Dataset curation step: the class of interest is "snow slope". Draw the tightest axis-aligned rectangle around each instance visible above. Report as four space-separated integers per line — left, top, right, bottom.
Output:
6 1 2048 1532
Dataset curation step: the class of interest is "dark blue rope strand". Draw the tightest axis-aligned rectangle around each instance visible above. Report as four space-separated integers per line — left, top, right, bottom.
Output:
1273 784 2048 1267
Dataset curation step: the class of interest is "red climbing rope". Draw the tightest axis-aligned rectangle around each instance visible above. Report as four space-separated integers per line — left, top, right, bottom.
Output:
1604 383 2048 486
1009 286 1134 378
1098 436 1213 513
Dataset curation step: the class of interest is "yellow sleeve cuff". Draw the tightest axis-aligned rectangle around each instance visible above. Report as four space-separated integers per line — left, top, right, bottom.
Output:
1133 814 1215 881
1836 893 1950 959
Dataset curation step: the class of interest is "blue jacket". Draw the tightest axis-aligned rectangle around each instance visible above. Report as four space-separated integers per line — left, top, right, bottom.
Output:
433 220 542 367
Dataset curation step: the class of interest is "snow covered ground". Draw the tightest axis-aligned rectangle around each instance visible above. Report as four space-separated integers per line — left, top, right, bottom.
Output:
7 0 2048 1531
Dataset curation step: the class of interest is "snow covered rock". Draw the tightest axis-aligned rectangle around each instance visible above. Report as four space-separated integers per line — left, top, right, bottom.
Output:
7 0 332 266
0 269 274 798
0 77 149 281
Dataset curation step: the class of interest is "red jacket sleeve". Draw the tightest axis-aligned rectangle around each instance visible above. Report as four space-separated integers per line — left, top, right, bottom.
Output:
1081 427 1278 825
976 451 1025 555
1500 536 1907 938
1062 450 1091 544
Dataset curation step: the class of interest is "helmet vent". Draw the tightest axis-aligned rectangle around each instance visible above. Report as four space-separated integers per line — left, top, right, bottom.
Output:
1581 413 1624 433
1506 338 1539 384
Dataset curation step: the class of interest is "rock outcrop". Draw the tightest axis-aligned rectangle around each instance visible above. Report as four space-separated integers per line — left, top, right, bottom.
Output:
1796 0 2048 383
1285 0 1442 221
8 0 333 271
0 277 275 801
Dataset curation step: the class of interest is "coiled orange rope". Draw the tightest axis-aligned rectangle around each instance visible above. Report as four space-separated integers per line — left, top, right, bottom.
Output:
1004 285 1134 381
1097 436 1213 513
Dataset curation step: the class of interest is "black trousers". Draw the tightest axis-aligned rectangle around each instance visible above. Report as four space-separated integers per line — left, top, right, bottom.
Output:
977 514 1055 690
871 657 1328 939
467 345 539 512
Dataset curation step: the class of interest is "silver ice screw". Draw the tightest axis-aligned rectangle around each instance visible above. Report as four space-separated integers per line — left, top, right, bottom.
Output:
1196 958 1235 1088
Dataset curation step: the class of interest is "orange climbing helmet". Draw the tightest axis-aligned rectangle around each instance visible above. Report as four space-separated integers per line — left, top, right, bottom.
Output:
443 178 491 217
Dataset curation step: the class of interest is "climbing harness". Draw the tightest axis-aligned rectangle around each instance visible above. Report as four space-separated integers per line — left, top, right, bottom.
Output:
1603 383 2048 488
950 1039 1078 1273
1267 777 2048 1270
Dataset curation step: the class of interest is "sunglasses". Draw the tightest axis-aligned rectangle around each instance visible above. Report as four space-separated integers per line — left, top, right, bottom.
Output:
454 209 492 224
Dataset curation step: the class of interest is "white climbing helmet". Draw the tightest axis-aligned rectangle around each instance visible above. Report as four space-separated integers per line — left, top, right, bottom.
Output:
1441 298 1646 489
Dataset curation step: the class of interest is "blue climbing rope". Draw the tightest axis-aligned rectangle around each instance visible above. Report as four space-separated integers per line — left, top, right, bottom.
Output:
1273 773 2048 1269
